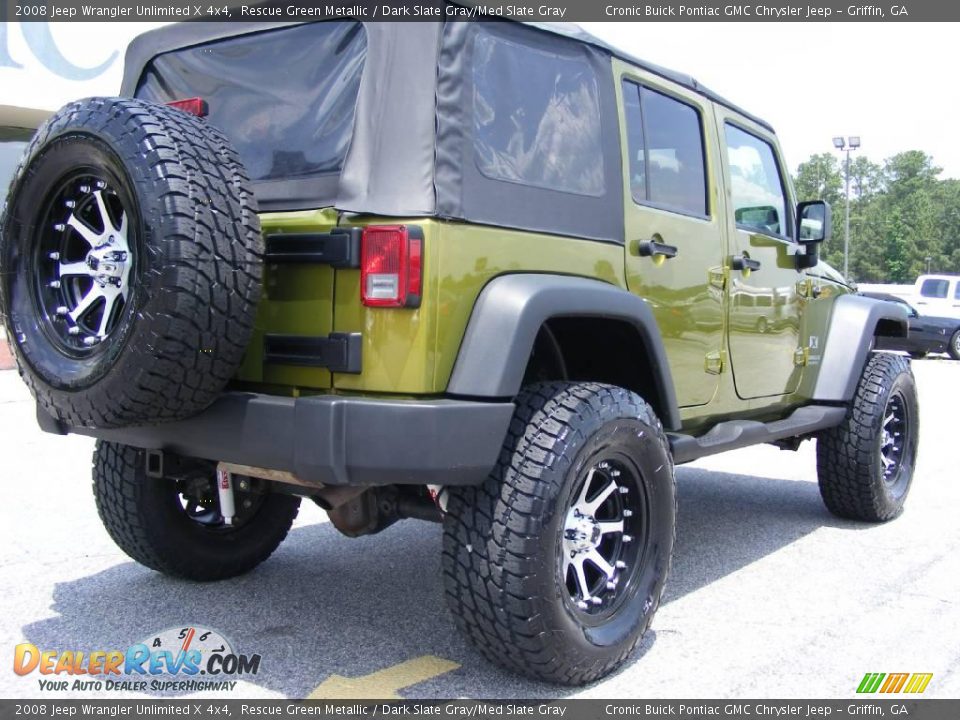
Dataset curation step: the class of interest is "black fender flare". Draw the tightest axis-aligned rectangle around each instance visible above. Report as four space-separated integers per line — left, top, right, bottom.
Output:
446 274 681 430
811 294 909 402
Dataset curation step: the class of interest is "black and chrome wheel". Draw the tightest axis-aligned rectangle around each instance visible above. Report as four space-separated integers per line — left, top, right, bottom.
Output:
33 175 135 350
93 441 300 581
879 391 909 488
560 459 645 617
0 97 262 428
817 353 919 522
443 382 675 685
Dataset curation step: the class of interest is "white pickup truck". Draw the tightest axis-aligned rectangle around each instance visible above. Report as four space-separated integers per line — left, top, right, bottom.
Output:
859 274 960 320
913 275 960 319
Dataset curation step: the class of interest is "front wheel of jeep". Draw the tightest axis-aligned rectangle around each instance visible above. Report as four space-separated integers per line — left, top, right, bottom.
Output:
816 352 919 522
442 382 676 685
93 441 300 581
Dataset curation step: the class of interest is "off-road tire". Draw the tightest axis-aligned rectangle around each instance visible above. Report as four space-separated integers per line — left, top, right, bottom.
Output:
93 441 300 581
442 382 676 686
816 353 919 522
0 97 261 428
949 330 960 361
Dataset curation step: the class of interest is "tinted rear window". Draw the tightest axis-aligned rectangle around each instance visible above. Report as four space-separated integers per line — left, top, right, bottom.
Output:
471 29 605 197
136 22 366 183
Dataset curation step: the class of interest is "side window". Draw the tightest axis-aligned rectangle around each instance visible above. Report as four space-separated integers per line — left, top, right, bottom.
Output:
622 82 646 202
622 80 707 217
920 278 948 299
954 282 960 300
472 31 605 197
725 124 789 238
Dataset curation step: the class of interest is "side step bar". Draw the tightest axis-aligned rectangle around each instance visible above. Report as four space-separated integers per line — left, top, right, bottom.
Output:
668 404 847 465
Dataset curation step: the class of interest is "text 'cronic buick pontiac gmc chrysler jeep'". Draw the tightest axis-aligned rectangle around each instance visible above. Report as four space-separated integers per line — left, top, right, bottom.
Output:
0 20 918 684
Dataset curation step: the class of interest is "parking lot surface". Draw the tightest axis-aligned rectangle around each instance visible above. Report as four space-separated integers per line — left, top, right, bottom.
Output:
1 358 958 700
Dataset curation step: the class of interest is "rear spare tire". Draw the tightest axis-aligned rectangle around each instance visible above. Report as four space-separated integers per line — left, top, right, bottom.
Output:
0 97 261 428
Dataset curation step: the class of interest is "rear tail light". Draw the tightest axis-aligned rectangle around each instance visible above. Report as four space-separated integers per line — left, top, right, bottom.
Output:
360 225 423 308
166 97 209 117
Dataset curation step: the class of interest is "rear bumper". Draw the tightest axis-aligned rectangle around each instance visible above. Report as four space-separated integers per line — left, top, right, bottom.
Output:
39 393 514 487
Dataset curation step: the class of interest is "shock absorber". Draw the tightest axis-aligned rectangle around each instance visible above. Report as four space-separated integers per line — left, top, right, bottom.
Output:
216 467 236 526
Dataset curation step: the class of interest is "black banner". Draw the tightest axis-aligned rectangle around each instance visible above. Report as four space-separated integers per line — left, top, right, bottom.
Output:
1 0 957 22
1 700 959 720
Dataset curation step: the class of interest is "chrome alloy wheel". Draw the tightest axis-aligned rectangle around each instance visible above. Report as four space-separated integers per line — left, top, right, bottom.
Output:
34 176 133 351
561 458 644 616
880 393 907 482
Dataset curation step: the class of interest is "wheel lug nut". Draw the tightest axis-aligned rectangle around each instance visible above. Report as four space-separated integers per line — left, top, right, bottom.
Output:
95 180 106 189
79 185 91 193
65 200 76 208
576 600 588 610
54 223 66 232
48 251 60 260
623 509 633 517
68 327 80 336
622 534 633 543
83 336 98 346
56 306 68 316
615 560 627 569
618 486 629 495
606 580 617 590
590 597 602 605
610 470 621 477
49 280 61 289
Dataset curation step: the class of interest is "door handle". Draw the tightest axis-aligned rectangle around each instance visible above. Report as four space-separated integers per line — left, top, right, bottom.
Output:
731 254 761 272
636 239 679 260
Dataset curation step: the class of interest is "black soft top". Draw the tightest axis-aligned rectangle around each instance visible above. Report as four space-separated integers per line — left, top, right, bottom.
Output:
121 20 773 131
121 20 772 244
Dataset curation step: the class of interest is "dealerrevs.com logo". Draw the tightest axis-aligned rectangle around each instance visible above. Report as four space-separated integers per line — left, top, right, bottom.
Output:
14 626 261 693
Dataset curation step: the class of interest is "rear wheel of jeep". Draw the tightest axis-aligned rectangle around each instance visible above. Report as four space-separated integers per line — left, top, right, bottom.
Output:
816 353 919 522
442 382 675 685
93 441 300 581
0 97 262 428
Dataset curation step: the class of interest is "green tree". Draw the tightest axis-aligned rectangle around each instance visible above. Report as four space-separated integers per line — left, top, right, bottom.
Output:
878 152 941 281
794 154 845 269
793 149 959 283
794 153 843 205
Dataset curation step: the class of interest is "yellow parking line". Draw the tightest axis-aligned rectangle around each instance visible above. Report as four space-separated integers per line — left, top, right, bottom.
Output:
307 655 461 699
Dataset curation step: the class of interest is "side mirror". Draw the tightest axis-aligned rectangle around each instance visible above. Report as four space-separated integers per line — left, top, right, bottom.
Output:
795 200 831 270
797 201 831 242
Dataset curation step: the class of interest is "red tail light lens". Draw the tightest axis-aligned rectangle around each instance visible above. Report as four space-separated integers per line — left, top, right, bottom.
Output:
166 97 209 117
360 225 423 308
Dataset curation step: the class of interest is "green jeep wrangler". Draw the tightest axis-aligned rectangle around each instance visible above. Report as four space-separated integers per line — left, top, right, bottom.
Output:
0 21 917 685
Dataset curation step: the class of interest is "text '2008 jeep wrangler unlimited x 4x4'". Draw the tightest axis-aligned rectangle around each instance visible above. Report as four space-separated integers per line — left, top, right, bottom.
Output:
0 20 917 685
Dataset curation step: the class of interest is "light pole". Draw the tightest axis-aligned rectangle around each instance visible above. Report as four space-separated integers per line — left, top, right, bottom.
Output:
832 136 860 279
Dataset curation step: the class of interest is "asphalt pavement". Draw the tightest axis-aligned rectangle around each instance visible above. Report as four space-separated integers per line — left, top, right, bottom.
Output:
1 357 958 700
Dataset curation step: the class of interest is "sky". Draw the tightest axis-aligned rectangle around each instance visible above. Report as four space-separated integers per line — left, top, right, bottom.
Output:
581 22 960 178
2 21 958 179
